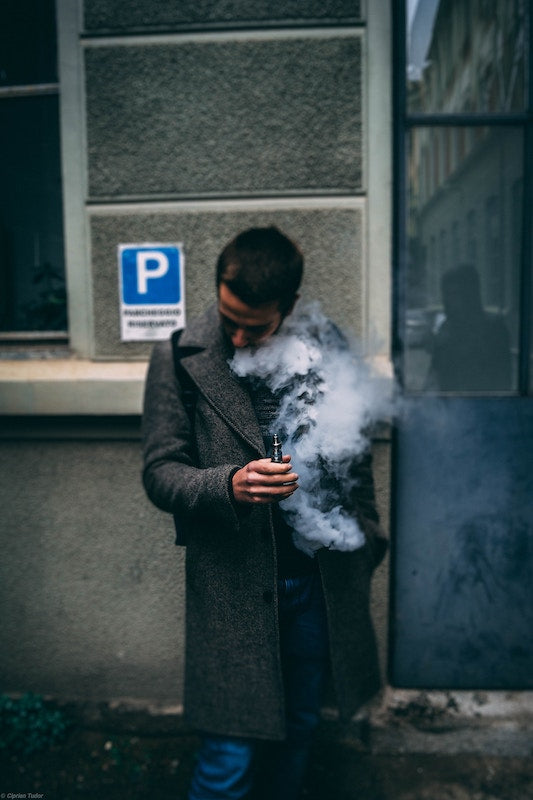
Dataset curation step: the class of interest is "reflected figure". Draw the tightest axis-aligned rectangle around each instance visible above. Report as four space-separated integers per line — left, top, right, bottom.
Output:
427 264 512 392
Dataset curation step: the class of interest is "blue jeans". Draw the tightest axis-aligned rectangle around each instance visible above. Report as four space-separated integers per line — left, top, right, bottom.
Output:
188 572 329 800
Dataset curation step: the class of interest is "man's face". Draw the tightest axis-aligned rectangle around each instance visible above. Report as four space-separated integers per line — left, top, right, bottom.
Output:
218 283 284 349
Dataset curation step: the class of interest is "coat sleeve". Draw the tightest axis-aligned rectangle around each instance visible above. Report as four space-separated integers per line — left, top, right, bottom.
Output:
141 340 242 531
347 450 388 569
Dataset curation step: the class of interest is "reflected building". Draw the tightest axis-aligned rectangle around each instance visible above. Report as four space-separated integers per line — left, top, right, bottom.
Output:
404 0 528 392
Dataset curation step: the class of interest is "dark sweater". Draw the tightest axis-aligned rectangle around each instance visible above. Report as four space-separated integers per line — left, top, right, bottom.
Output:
239 375 317 578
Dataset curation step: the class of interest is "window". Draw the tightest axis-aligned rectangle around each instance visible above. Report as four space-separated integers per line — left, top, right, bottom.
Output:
0 0 67 338
397 0 532 394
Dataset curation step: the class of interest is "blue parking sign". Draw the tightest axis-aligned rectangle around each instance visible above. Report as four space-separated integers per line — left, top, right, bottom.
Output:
118 243 185 342
121 246 181 305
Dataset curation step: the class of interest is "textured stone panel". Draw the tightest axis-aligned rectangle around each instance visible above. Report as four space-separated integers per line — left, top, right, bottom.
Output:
90 205 363 357
0 439 185 700
85 36 362 197
84 1 361 32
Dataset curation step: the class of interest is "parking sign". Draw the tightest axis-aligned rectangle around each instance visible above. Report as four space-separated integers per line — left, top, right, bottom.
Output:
118 244 185 341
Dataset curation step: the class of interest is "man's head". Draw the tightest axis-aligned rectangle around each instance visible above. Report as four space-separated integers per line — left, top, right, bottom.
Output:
216 226 303 348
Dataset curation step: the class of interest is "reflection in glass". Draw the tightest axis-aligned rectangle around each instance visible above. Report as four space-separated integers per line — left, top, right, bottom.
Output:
407 0 529 113
403 127 522 393
427 264 511 391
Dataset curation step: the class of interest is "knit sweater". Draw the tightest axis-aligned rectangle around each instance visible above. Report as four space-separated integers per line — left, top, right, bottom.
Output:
239 374 317 578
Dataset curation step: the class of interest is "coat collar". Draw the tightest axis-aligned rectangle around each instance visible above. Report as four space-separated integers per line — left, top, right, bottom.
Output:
177 305 266 457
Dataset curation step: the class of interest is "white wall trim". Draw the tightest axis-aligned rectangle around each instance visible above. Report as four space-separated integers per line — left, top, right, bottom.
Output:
57 0 94 357
365 0 392 357
88 196 367 215
81 27 365 48
0 360 147 415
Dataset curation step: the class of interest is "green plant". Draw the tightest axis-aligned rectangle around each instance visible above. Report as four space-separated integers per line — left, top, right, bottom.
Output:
0 693 69 755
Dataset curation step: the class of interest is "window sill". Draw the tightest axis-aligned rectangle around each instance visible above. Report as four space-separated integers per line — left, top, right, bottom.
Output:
0 359 148 415
0 354 393 416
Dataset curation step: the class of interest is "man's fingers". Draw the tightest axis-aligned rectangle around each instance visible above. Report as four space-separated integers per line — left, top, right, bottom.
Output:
248 482 299 504
232 458 299 505
245 468 298 486
253 457 296 475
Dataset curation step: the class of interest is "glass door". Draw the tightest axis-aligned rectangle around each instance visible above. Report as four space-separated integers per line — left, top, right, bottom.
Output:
390 0 533 687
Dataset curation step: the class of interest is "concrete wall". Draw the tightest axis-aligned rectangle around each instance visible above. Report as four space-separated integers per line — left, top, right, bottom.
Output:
83 16 371 359
0 0 392 706
0 425 184 701
0 423 389 703
90 207 366 358
85 36 362 199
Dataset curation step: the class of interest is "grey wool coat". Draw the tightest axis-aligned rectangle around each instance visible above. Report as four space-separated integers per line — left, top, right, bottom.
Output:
142 304 388 741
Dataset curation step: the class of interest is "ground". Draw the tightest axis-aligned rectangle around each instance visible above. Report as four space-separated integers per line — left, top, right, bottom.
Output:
1 724 531 799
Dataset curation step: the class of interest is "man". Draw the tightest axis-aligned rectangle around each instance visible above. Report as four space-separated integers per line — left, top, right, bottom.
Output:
142 226 387 799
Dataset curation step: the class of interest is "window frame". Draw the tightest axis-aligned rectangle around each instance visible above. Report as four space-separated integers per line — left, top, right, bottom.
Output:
0 1 145 416
57 0 93 357
0 1 93 356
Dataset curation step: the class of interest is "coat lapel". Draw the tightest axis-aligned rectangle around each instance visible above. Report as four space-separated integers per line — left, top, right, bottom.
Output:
177 305 266 457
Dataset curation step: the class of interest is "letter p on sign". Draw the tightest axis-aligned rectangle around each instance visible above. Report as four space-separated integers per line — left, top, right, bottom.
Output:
136 250 169 294
120 245 182 305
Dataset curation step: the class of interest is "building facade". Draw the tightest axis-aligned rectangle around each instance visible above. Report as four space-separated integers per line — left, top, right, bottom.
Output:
0 0 531 724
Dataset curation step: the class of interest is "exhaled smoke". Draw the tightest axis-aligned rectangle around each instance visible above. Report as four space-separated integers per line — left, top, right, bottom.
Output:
229 301 393 556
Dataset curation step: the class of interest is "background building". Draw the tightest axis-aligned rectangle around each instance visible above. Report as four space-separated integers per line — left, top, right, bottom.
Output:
0 0 531 729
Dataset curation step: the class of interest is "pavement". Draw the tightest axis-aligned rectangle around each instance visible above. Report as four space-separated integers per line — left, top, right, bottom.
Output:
1 717 531 800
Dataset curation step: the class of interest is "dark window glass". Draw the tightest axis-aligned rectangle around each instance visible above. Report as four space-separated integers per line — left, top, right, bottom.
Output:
0 0 57 87
0 0 66 334
403 126 522 394
0 96 66 331
407 0 529 113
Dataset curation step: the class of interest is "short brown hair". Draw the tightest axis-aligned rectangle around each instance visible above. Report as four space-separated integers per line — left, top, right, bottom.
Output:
216 226 303 315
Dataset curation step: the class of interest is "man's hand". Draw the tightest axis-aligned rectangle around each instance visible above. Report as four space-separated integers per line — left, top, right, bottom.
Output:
232 454 299 505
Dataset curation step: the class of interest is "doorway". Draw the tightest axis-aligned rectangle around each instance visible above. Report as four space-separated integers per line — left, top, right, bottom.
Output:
390 0 533 688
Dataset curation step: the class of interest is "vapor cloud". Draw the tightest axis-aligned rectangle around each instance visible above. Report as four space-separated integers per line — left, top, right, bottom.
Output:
229 302 394 556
